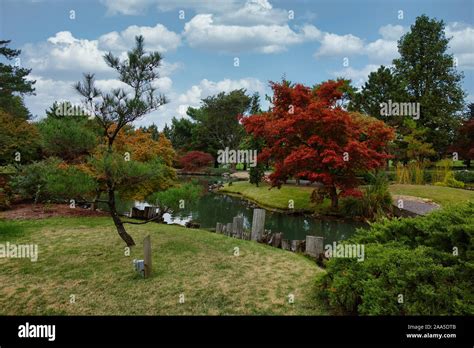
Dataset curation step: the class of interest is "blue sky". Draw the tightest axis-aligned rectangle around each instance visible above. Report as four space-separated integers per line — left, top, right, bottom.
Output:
1 0 473 128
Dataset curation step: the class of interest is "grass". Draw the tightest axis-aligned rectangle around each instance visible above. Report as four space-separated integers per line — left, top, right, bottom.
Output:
0 217 325 315
389 184 474 206
219 181 329 213
220 181 474 211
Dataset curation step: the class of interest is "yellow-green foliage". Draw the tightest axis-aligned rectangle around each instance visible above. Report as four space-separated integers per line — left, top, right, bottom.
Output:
396 161 425 185
434 160 465 188
396 163 411 184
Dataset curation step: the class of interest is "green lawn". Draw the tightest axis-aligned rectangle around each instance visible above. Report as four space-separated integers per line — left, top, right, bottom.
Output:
219 181 329 212
0 217 325 315
389 184 474 206
220 181 474 211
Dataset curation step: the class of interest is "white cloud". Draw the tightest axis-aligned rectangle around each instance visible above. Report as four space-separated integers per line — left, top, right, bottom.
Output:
332 64 380 87
100 0 154 15
378 24 405 41
25 75 81 118
25 74 173 119
315 33 365 57
135 77 267 129
183 14 319 54
365 39 398 64
23 31 110 73
174 77 266 116
446 22 474 69
23 24 181 76
98 24 181 53
216 0 289 26
100 0 240 15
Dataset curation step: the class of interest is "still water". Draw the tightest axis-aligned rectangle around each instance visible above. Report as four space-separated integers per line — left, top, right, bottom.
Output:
113 176 366 243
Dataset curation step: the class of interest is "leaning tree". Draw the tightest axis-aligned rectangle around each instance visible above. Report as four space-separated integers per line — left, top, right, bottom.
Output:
74 35 168 246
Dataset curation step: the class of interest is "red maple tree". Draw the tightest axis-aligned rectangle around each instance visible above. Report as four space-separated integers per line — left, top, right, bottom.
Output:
179 151 214 172
450 118 474 168
240 79 394 208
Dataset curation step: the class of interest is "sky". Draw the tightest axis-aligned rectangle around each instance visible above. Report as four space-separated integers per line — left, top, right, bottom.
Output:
1 0 473 129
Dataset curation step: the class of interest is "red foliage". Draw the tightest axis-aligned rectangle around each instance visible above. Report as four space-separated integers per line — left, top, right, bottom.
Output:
240 79 395 207
340 188 364 198
179 151 214 172
450 119 474 165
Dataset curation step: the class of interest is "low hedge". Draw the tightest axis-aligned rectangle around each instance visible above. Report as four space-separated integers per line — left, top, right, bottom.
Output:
317 202 474 315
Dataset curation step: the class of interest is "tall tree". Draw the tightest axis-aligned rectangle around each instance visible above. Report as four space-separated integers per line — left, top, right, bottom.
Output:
74 35 168 246
350 66 407 127
188 89 252 165
241 80 394 208
166 116 196 152
0 40 35 119
393 15 465 155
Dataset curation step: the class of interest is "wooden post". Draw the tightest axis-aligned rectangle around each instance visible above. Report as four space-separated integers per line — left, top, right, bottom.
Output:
216 222 223 234
281 239 290 250
271 232 283 248
251 209 266 241
226 223 233 237
143 235 152 278
144 206 157 220
233 216 244 239
291 240 305 252
305 236 324 258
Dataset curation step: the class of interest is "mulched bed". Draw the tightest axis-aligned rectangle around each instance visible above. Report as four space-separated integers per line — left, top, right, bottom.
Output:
0 203 108 220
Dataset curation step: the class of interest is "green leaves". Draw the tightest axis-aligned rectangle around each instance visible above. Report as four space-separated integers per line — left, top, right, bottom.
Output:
319 203 474 315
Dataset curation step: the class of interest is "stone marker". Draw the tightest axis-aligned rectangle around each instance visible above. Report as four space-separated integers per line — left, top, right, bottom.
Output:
216 222 223 234
251 209 266 241
143 235 152 278
233 216 244 239
305 236 324 258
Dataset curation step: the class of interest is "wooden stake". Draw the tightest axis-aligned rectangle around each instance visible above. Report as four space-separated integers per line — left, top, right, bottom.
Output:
143 235 152 278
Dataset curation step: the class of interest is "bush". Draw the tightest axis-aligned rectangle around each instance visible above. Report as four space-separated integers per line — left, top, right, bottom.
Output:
454 170 474 183
10 159 97 203
179 151 214 172
434 171 465 188
318 203 474 315
339 172 392 219
10 158 60 202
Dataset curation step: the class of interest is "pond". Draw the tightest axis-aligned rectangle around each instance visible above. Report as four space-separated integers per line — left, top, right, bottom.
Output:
110 176 366 244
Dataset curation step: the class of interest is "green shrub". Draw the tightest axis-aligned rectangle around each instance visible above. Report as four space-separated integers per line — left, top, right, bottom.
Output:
339 172 392 219
434 171 465 188
454 170 474 183
318 203 474 315
10 158 61 202
318 242 472 315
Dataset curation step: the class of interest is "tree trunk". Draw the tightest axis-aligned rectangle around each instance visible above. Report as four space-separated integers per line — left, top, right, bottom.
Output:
329 185 338 209
91 190 101 211
108 189 136 246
